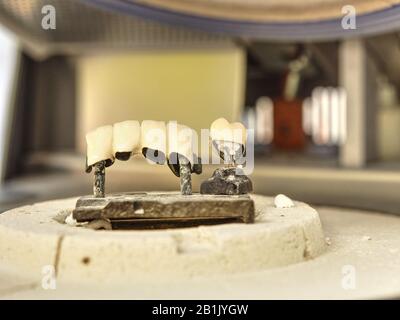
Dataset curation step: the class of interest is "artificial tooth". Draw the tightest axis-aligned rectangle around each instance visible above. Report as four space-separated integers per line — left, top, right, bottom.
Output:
210 117 247 146
210 118 247 162
86 125 114 169
141 120 167 165
113 120 141 161
210 117 231 142
166 122 195 177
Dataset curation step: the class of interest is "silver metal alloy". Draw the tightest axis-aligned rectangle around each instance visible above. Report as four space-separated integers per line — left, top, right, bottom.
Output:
179 163 192 196
93 161 106 198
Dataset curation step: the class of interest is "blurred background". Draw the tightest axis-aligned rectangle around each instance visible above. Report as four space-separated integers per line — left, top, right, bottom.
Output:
1 0 400 214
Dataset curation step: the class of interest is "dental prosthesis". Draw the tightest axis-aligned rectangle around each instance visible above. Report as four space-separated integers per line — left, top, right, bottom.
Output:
86 118 252 197
74 118 255 230
85 120 202 197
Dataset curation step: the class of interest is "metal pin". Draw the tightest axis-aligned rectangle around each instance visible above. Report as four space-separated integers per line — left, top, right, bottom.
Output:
179 156 192 196
93 161 105 198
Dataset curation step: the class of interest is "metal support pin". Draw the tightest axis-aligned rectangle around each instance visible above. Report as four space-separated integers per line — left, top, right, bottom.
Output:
228 144 236 167
93 161 106 198
179 155 192 196
224 142 237 167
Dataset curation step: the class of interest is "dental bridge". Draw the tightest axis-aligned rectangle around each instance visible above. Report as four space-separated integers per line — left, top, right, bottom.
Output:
73 119 254 230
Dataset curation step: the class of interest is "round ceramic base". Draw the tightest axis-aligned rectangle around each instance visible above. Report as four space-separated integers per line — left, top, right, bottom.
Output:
2 203 400 299
0 194 325 284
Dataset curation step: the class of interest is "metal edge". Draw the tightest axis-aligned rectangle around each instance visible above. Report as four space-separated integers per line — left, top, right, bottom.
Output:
83 0 400 41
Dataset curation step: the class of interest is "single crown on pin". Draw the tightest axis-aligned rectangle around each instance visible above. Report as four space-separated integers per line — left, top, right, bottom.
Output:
210 118 247 165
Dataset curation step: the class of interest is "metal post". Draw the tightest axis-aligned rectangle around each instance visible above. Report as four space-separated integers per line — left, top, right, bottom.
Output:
93 161 105 198
179 164 192 195
179 154 192 195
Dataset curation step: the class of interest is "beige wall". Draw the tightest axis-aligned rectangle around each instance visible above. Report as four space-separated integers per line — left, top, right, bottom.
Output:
76 48 246 151
378 107 400 160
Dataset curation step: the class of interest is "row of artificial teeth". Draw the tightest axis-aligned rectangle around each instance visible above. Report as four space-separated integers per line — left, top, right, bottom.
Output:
86 120 196 168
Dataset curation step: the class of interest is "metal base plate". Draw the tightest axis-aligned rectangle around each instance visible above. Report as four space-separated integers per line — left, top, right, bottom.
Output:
73 192 255 229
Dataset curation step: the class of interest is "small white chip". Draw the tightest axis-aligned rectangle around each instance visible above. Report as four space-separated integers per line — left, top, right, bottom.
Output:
65 213 77 226
325 237 332 246
274 194 295 208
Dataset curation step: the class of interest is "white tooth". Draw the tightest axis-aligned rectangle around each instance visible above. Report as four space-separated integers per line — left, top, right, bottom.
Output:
141 120 167 163
210 118 247 146
113 120 141 156
167 122 194 164
86 125 114 167
210 117 231 142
